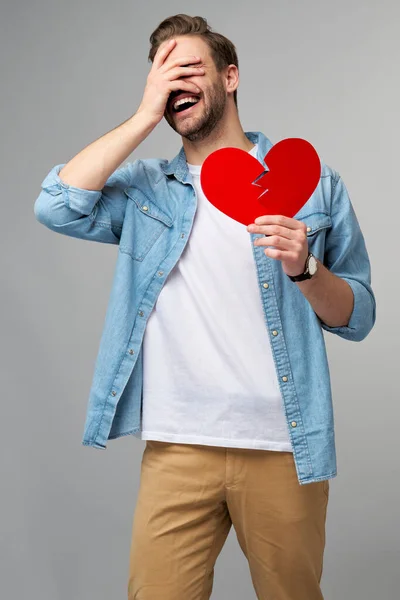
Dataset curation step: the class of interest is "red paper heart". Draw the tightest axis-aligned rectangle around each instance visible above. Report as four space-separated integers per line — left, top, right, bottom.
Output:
200 138 321 226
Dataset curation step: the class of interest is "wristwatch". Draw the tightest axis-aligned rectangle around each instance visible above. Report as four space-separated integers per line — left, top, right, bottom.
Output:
288 252 318 282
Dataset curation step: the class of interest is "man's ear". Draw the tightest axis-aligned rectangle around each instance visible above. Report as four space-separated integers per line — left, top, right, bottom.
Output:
225 64 239 95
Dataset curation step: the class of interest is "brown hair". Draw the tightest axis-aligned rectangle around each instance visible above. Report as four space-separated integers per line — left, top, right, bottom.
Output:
148 14 239 107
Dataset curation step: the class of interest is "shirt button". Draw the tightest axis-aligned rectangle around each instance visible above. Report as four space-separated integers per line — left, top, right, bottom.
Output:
142 206 148 211
263 283 269 289
111 391 117 397
129 349 134 355
291 421 297 427
181 233 185 238
158 271 164 276
139 311 144 317
306 226 312 233
272 330 278 336
282 376 288 382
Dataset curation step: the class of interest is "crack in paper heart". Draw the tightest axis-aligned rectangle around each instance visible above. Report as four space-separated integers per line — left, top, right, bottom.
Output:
251 169 270 202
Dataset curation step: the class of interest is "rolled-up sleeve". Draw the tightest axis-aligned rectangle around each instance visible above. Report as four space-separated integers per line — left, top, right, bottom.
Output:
34 162 135 244
320 172 376 342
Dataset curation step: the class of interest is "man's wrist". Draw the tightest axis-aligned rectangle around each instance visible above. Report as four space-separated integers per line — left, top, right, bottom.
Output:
288 253 317 282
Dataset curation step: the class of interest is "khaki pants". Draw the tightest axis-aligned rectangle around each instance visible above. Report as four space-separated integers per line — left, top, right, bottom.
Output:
128 441 329 600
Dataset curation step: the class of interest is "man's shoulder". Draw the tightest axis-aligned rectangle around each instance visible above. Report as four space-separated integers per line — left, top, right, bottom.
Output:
118 157 172 190
320 160 339 183
126 156 170 176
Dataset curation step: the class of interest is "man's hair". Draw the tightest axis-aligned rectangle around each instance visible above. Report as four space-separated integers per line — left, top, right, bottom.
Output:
148 14 239 107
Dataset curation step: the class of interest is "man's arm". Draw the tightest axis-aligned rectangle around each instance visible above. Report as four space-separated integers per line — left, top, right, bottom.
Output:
34 111 160 245
33 113 151 245
249 170 376 342
58 38 203 190
58 111 158 191
34 39 204 242
301 172 376 341
296 259 354 327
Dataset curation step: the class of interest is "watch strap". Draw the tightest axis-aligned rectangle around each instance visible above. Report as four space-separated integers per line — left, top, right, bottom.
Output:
288 253 313 282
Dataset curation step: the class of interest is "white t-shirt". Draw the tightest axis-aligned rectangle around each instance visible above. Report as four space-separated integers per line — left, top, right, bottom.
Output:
141 144 293 452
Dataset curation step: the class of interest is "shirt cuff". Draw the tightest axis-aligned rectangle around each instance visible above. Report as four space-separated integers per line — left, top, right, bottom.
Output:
320 277 376 342
41 164 102 215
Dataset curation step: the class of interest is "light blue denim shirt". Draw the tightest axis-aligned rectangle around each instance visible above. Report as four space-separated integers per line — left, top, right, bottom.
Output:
34 131 376 485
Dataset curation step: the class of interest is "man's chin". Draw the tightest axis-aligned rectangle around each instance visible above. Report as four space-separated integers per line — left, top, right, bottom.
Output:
178 126 205 141
164 114 202 138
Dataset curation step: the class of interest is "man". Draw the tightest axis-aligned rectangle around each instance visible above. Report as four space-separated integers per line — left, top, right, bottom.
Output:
34 13 376 600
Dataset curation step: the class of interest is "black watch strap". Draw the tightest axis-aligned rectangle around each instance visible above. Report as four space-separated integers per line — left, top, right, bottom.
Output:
288 253 312 282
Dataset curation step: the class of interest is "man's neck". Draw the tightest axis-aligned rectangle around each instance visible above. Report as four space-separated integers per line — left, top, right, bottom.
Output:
182 110 255 166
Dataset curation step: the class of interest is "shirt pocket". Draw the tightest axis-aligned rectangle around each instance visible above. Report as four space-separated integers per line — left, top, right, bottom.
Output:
119 187 173 261
298 211 332 260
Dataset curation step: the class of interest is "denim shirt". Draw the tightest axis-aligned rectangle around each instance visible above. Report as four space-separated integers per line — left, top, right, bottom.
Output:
34 131 376 485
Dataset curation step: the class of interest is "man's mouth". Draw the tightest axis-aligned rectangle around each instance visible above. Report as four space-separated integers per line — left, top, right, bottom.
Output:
168 91 201 115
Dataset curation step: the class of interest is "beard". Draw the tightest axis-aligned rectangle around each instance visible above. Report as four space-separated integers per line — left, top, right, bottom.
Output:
164 77 227 142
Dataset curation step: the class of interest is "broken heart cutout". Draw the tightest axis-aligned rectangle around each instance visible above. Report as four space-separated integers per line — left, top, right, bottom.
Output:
200 138 321 226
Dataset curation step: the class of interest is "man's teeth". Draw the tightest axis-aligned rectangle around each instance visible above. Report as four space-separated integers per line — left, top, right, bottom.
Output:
173 97 200 110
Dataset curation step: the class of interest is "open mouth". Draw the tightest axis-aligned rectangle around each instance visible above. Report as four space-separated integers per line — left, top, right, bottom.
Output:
168 92 201 115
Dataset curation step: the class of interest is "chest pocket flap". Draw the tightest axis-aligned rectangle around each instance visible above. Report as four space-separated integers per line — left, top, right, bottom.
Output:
123 187 173 228
119 187 173 261
298 211 332 236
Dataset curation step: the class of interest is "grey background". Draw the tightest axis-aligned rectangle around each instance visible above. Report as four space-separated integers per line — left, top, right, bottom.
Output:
1 0 398 598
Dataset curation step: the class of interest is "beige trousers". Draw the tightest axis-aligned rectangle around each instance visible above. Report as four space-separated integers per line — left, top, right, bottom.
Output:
128 441 329 600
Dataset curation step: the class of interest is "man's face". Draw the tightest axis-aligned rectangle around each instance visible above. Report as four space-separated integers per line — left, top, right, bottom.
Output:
163 36 228 142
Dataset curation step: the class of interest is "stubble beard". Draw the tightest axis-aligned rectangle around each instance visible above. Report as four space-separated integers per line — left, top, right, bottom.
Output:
165 79 227 143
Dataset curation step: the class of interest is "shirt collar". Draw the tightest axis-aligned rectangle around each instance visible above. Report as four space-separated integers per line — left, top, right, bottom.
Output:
160 131 273 183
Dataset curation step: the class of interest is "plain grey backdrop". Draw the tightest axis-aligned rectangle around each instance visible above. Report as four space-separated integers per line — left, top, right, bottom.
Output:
1 0 399 598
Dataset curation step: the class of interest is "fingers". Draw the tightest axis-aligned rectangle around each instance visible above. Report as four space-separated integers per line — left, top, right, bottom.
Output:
152 39 177 70
254 236 301 251
168 79 201 95
165 65 204 81
143 40 204 121
159 55 202 74
263 225 293 240
254 215 306 231
250 224 306 240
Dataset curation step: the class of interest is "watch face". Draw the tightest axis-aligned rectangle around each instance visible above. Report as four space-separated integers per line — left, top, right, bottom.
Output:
308 255 318 275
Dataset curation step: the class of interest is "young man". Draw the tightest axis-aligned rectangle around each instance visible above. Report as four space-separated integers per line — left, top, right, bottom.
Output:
34 14 376 600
